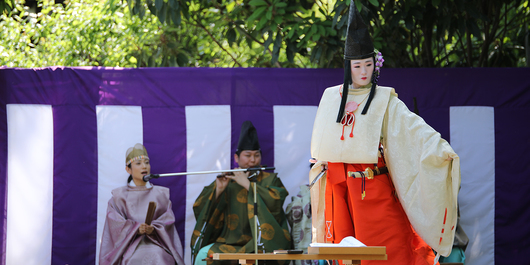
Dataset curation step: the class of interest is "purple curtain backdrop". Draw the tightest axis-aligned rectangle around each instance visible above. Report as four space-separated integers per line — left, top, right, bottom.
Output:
1 66 529 264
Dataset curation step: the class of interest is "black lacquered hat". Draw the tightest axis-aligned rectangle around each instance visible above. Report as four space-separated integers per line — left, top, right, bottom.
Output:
236 121 260 152
344 3 374 60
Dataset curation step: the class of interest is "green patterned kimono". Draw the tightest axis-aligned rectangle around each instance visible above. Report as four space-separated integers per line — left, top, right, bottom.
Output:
191 171 292 265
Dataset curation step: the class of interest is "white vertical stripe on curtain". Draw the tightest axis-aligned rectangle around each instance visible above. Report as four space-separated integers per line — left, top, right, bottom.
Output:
185 105 231 265
273 105 318 207
6 104 54 265
450 106 495 265
95 105 143 265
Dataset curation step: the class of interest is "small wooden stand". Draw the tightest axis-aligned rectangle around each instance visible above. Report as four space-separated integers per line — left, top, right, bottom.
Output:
212 246 386 265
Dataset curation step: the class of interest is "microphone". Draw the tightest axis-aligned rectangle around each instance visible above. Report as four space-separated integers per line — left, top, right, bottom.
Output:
143 174 160 182
246 166 275 180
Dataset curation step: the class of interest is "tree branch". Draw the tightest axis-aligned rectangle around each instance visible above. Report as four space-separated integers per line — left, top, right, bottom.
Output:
410 27 418 67
190 17 242 67
478 1 500 66
437 32 451 67
465 18 473 67
237 25 282 67
455 30 468 66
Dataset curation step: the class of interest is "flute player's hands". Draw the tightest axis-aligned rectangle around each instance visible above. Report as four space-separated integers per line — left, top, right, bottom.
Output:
215 175 230 199
230 169 250 190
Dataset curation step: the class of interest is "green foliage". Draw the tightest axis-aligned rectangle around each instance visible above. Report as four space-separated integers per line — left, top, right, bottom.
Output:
0 0 14 15
360 0 529 67
129 0 530 68
1 0 528 68
116 0 530 68
0 0 163 67
121 0 352 67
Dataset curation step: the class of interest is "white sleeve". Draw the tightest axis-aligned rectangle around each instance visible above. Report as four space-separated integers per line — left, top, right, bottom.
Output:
382 96 461 257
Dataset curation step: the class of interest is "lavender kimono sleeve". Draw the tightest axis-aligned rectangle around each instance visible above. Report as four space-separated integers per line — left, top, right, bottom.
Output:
99 198 141 265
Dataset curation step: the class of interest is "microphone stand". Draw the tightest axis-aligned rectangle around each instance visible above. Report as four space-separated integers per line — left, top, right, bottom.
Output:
247 169 261 264
174 166 272 264
191 213 209 265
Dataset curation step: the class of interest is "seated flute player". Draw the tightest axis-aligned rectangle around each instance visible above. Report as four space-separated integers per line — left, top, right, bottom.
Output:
191 121 292 265
99 143 185 265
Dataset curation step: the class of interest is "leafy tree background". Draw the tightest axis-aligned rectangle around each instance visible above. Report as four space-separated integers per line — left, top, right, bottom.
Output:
1 0 528 68
1 0 163 67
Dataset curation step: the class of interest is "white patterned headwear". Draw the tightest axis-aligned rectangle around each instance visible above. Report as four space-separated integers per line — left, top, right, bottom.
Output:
125 143 149 166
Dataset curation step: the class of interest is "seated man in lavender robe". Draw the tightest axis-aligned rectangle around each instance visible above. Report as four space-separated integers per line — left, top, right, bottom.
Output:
99 143 185 265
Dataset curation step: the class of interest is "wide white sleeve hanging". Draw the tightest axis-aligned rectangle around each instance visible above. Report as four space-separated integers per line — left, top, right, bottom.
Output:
382 96 460 257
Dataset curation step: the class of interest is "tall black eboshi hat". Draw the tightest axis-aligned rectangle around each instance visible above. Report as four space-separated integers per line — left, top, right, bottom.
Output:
236 120 260 153
344 3 374 60
336 3 377 122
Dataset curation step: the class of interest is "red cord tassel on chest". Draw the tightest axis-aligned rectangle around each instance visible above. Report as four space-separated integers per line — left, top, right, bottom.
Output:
340 101 359 140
